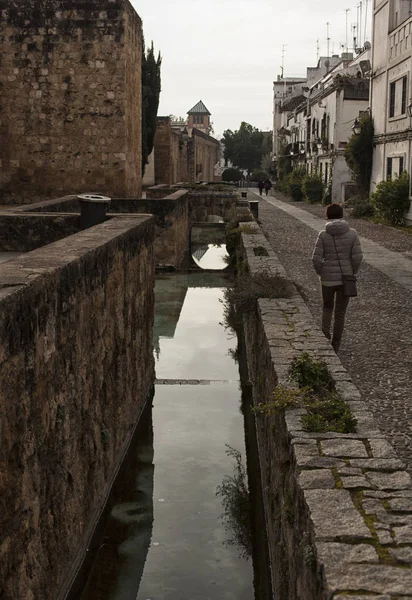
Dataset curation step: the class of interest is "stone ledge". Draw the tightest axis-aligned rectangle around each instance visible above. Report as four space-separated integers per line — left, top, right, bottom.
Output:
239 223 412 598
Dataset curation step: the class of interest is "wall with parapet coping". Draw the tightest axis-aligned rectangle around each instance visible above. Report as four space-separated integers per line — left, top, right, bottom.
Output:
0 213 81 251
5 190 191 268
238 219 412 599
0 215 155 600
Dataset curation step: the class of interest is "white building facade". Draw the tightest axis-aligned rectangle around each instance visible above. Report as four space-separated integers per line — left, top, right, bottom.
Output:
274 51 371 203
371 0 412 222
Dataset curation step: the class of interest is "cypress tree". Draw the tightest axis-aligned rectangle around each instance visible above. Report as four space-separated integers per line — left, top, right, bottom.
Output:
142 37 162 174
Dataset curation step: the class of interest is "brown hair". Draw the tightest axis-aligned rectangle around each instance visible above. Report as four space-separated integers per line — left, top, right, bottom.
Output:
325 203 343 219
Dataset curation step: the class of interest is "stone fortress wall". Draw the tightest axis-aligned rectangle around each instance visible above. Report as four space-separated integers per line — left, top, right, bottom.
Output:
0 215 155 600
0 0 142 204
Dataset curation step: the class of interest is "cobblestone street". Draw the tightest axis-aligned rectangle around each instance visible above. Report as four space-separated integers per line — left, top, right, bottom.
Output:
252 190 412 470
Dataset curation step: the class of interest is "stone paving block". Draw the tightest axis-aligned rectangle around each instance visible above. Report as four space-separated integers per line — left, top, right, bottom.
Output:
341 476 372 489
393 525 412 543
366 470 412 490
365 490 412 499
291 437 317 446
299 469 335 489
388 497 412 512
333 596 390 600
304 489 372 540
321 439 369 458
295 455 346 469
325 563 412 595
317 542 378 569
350 458 406 471
376 529 394 545
389 547 412 563
293 444 320 463
363 498 386 515
369 439 397 458
338 467 363 476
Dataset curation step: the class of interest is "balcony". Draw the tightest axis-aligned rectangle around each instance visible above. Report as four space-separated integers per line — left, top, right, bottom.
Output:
390 15 412 60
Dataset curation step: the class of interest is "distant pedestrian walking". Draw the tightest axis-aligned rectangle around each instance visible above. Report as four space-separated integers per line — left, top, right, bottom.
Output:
312 203 363 353
258 180 264 196
264 179 272 196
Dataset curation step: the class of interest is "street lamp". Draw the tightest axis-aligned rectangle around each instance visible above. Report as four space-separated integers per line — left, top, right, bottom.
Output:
352 118 361 135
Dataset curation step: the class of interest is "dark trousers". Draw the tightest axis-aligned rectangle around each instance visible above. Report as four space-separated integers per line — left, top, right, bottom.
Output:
321 285 350 351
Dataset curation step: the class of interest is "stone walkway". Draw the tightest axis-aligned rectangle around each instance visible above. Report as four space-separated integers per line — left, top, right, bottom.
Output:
248 189 412 471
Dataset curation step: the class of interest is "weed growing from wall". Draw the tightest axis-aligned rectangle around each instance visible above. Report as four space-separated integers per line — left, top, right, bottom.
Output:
254 353 357 434
216 445 253 560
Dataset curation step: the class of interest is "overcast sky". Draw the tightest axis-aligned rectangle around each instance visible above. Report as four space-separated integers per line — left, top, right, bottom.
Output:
131 0 372 137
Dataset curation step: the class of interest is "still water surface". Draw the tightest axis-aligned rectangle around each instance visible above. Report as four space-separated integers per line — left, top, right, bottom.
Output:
79 272 255 600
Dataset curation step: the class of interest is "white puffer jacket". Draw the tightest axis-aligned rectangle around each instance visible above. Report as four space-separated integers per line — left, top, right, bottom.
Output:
312 219 363 284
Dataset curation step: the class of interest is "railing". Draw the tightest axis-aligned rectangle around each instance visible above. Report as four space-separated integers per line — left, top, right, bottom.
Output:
390 14 412 60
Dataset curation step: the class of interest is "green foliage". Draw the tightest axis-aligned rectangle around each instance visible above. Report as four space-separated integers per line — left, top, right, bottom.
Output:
302 173 324 204
287 166 306 201
222 122 271 174
288 352 335 395
277 139 292 186
216 446 252 559
371 171 411 226
255 352 357 434
301 395 358 433
251 169 269 181
322 181 332 206
253 385 308 415
222 167 244 182
142 38 162 174
345 113 374 196
347 195 375 218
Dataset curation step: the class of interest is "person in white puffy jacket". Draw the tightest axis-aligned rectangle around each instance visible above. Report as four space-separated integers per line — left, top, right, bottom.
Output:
312 203 363 352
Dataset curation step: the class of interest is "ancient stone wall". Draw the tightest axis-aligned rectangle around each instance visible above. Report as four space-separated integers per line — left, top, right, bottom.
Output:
0 213 81 251
154 118 173 185
190 129 220 183
188 191 237 222
239 220 412 598
0 0 142 204
0 216 155 600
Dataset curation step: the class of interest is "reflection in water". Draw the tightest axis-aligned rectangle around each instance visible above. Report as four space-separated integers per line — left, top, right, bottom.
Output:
75 273 269 600
78 403 154 600
216 446 253 560
192 243 229 270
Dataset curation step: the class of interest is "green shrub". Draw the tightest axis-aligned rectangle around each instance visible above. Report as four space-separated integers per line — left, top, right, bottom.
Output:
348 195 375 218
287 166 306 201
322 182 332 206
288 352 335 395
301 394 358 433
371 172 410 226
302 173 324 204
251 169 269 182
254 352 357 434
222 167 243 182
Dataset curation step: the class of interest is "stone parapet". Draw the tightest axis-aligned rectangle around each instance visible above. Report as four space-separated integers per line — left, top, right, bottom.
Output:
239 221 412 599
0 215 155 600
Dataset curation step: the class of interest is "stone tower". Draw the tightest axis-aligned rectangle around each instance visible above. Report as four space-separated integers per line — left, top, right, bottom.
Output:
187 100 212 135
0 0 143 204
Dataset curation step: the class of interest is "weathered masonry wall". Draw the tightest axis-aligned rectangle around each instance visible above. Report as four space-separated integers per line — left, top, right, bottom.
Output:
239 221 412 599
0 0 142 204
146 186 238 221
0 216 155 600
11 190 191 268
0 213 81 251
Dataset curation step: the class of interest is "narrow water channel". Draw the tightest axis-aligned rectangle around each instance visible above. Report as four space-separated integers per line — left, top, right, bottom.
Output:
76 270 271 600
